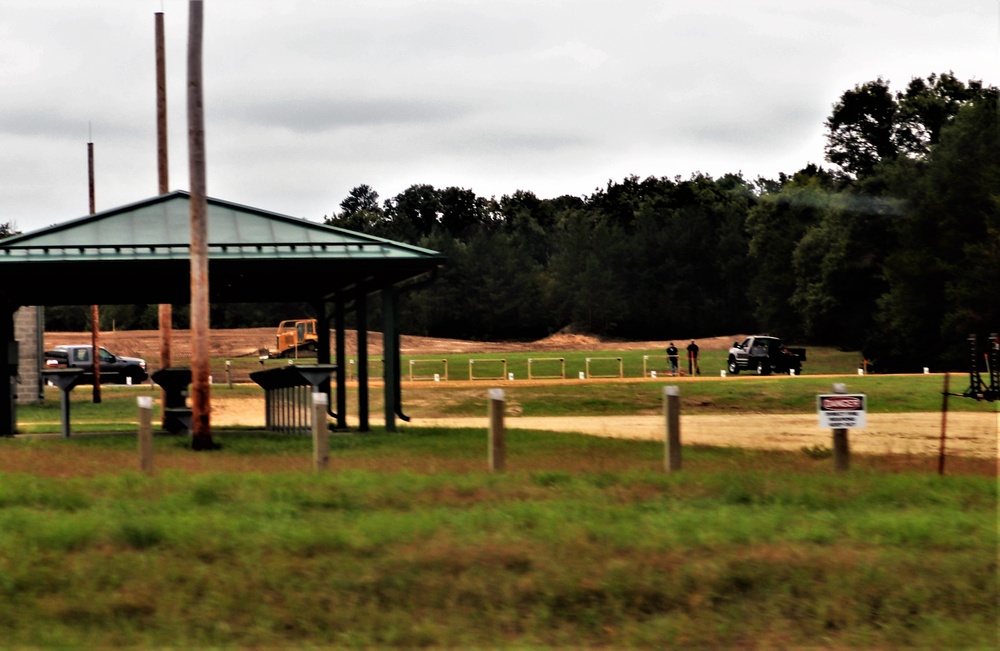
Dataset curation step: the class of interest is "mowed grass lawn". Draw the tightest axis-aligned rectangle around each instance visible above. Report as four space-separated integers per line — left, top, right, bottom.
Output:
0 426 996 649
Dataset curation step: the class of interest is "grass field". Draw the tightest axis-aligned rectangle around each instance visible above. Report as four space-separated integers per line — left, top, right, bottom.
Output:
173 343 868 384
17 371 996 434
7 342 998 648
0 430 996 649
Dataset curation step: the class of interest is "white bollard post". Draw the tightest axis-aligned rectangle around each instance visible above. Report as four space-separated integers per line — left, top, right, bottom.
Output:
578 371 585 380
508 373 514 381
488 388 506 472
721 370 727 378
434 373 440 382
651 370 657 379
137 396 153 475
312 392 329 471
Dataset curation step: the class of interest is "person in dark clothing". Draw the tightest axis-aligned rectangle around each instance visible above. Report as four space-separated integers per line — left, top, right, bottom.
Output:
666 342 679 376
687 339 701 375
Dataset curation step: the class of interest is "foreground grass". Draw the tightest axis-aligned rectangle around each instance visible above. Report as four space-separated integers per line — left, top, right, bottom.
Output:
0 430 996 649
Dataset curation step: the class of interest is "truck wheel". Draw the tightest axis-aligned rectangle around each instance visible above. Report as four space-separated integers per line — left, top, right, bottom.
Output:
756 358 771 376
727 357 739 375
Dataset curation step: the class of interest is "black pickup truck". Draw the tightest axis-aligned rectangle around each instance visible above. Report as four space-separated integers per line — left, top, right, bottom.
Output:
727 336 806 376
44 345 148 385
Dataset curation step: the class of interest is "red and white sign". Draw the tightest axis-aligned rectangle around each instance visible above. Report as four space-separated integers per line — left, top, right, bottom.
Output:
817 393 866 429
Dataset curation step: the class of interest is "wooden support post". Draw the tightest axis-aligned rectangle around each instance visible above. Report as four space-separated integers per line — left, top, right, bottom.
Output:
187 0 213 450
138 396 154 475
832 382 849 472
664 385 681 472
488 388 506 472
87 141 101 404
312 392 329 471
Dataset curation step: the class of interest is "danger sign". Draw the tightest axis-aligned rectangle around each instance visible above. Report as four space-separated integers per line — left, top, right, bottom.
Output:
817 394 867 429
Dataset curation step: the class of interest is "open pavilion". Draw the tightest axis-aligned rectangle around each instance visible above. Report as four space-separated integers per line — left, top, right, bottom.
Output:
0 190 445 436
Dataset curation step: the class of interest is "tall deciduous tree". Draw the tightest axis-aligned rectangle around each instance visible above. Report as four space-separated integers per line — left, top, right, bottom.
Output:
873 92 1000 369
746 165 835 338
825 78 898 179
825 73 994 180
330 184 384 234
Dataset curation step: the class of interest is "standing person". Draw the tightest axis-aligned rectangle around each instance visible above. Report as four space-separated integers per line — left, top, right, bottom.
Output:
666 342 679 376
687 339 700 375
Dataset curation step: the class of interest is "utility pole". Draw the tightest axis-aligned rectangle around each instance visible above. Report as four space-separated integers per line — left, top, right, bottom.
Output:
88 138 101 403
155 10 173 425
187 0 213 449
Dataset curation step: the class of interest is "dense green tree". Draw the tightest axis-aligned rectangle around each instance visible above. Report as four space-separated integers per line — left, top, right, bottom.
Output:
872 93 1000 369
328 184 384 234
438 187 497 240
788 192 896 348
825 73 994 180
381 184 442 243
825 78 898 179
746 166 835 338
895 72 992 157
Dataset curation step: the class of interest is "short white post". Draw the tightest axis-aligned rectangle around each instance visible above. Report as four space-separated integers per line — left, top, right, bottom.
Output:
664 386 681 472
488 388 506 473
226 360 233 388
312 392 329 471
832 383 849 472
137 396 154 475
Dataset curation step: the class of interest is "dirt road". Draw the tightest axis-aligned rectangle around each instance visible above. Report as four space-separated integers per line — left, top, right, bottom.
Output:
211 396 997 458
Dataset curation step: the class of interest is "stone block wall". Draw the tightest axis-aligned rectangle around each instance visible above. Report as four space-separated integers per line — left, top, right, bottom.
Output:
14 306 43 404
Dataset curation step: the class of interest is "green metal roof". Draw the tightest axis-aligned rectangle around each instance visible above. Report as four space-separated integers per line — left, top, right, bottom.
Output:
0 191 444 306
0 191 441 262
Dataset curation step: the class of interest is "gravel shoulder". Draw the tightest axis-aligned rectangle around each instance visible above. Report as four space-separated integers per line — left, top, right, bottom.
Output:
210 395 997 458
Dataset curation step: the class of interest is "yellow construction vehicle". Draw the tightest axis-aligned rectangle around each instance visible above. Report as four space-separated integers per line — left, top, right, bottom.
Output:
275 319 319 358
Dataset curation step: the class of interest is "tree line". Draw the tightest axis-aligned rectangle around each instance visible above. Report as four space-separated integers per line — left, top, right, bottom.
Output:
27 72 999 372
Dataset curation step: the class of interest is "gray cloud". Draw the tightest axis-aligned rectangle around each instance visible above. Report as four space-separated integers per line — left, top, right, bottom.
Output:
0 0 995 232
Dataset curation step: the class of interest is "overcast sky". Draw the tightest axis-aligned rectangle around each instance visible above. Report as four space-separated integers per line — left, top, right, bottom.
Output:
2 0 997 233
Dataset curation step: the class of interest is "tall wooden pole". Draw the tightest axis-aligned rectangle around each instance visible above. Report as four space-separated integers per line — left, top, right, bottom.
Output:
187 0 213 449
155 10 173 425
88 140 101 403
